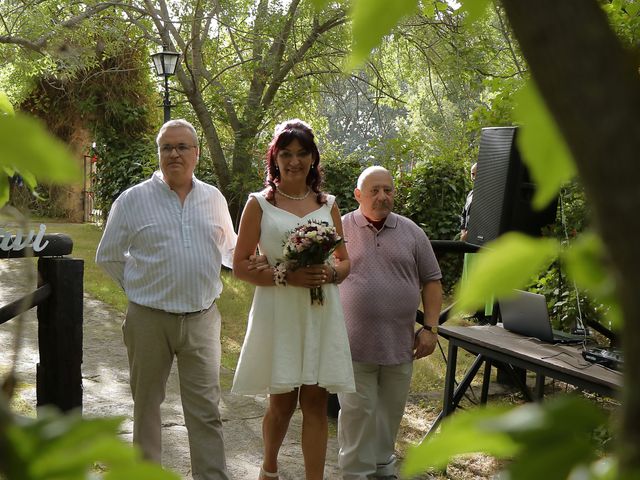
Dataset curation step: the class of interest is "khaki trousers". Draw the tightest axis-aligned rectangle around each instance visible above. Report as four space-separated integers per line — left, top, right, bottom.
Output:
337 362 413 479
123 302 229 480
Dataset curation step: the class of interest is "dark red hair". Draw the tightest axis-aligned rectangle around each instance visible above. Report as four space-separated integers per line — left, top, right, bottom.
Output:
265 119 325 204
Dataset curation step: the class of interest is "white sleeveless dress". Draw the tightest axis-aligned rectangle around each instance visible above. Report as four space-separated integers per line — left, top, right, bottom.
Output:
232 193 355 395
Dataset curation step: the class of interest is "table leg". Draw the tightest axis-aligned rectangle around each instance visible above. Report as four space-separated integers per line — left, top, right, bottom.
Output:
442 341 458 416
535 374 545 400
504 364 534 401
481 358 493 404
424 352 486 440
452 355 485 408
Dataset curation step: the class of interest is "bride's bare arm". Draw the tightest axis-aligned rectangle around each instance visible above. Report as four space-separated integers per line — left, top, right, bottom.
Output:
232 197 276 286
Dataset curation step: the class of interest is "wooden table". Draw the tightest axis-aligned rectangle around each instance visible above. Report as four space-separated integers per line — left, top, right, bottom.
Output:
427 324 623 435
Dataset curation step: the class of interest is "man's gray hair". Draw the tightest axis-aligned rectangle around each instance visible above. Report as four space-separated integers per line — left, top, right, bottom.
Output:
356 165 393 190
156 119 199 147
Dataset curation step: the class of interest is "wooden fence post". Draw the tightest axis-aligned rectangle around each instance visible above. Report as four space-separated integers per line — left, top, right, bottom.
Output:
36 256 84 413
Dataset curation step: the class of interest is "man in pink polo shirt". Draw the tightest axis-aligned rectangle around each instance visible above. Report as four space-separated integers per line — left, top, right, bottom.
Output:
337 166 443 480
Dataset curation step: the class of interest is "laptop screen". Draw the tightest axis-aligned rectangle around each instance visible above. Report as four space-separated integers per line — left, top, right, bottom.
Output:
499 290 555 342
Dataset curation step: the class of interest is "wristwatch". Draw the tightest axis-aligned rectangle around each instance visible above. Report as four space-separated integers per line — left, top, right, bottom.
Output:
423 325 438 334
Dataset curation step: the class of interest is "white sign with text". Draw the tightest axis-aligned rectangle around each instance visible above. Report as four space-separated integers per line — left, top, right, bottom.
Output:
0 224 50 252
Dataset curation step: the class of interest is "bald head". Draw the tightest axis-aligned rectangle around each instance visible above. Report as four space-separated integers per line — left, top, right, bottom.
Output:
357 165 393 190
355 166 394 221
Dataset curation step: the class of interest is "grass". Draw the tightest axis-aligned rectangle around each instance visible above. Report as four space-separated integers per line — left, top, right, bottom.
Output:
0 365 36 417
218 272 254 370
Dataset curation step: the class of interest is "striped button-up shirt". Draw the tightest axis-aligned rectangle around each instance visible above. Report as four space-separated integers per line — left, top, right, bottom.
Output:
96 171 237 313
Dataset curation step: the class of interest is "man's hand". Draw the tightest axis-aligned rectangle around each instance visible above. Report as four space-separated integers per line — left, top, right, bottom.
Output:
248 254 270 271
285 264 328 288
413 328 437 359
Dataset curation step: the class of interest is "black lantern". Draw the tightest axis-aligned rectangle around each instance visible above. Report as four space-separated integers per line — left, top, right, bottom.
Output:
151 46 181 122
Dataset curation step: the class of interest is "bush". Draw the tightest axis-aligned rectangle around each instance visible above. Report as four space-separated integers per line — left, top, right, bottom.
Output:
532 180 607 332
394 158 469 293
94 133 156 217
320 150 362 214
323 149 470 294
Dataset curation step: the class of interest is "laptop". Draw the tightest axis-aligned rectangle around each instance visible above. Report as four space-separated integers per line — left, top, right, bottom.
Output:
499 290 585 344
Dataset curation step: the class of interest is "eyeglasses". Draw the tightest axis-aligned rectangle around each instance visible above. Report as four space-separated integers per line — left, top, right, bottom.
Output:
160 144 197 155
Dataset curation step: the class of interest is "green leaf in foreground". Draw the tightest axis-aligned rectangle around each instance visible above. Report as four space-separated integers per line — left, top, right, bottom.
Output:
105 462 181 480
0 114 81 185
514 80 577 210
3 407 178 479
562 232 611 293
490 396 608 480
562 231 622 328
453 232 558 315
402 404 518 476
0 91 15 115
346 0 419 70
0 174 8 206
402 396 609 479
458 0 492 24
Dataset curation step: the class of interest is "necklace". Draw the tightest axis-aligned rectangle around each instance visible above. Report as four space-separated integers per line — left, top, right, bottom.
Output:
277 186 311 201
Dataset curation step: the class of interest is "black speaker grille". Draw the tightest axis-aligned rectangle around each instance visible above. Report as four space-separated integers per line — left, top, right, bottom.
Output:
466 126 557 246
467 127 517 245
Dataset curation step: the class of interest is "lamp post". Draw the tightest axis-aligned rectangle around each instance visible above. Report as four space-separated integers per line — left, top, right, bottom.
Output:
151 46 181 123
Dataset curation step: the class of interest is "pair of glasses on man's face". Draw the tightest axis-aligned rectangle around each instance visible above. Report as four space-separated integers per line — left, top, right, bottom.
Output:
160 144 197 155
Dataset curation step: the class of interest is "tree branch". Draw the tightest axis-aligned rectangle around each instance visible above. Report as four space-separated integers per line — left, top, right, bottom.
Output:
261 10 347 110
0 2 116 52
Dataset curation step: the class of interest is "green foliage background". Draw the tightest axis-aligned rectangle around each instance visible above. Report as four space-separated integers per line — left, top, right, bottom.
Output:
74 47 159 217
7 44 158 219
320 150 362 215
394 158 469 292
3 0 636 477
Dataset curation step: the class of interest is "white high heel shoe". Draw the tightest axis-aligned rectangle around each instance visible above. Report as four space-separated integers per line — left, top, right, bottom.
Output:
259 466 279 479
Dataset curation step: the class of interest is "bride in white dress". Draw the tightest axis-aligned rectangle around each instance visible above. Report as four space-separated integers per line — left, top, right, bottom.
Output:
232 119 355 480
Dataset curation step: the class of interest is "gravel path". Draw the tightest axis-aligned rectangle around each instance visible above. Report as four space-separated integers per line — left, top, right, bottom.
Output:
0 258 342 479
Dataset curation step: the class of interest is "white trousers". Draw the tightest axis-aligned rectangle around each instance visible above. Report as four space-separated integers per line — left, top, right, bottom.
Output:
337 362 413 479
123 302 229 480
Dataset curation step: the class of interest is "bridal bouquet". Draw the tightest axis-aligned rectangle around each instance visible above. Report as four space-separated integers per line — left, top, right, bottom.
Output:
282 220 343 305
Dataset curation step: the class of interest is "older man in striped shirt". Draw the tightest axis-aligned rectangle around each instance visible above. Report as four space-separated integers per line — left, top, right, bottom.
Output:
96 119 236 480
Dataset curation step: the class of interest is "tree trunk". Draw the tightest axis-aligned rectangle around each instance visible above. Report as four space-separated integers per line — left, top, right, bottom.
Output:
177 70 232 192
500 0 640 472
228 124 261 225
